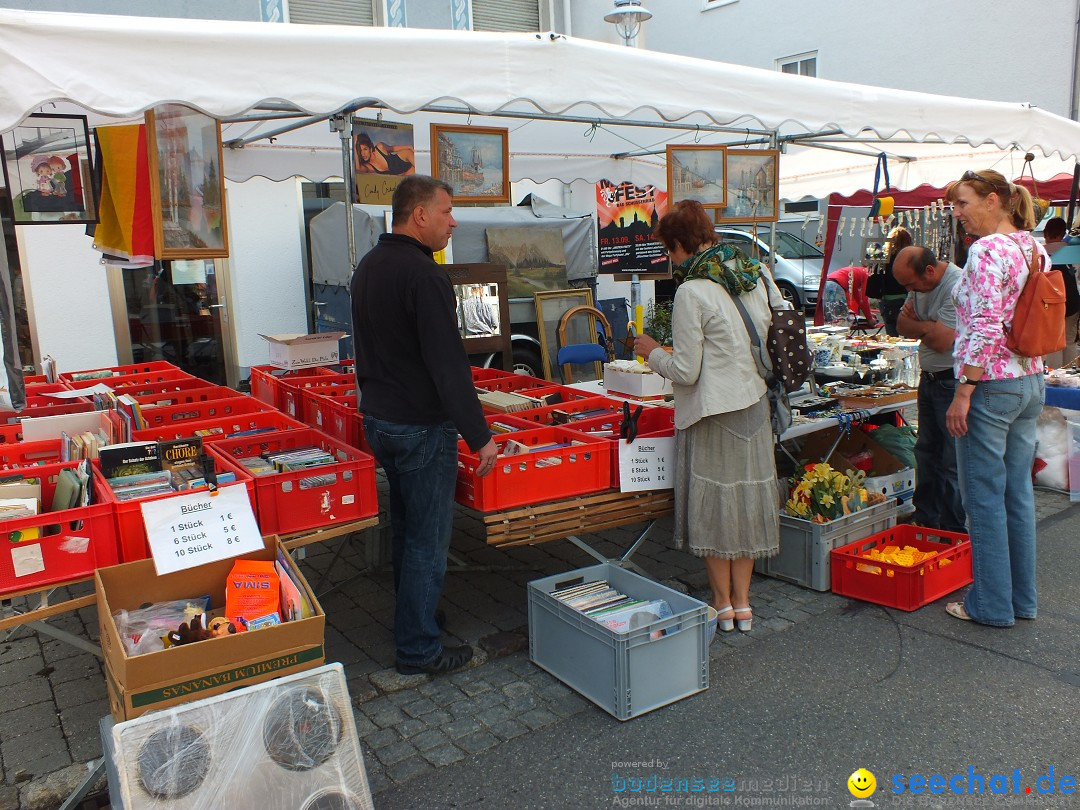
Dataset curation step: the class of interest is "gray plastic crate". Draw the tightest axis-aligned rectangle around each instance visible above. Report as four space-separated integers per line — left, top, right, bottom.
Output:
755 499 898 591
528 563 708 721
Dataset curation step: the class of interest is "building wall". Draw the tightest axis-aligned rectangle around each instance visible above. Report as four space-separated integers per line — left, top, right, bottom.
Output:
569 0 1078 117
18 225 118 371
224 177 309 375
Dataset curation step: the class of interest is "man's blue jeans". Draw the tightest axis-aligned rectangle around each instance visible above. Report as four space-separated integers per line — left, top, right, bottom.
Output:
363 416 459 666
912 373 966 533
955 374 1043 626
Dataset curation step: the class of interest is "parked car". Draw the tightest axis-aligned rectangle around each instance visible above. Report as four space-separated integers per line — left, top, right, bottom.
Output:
714 227 823 310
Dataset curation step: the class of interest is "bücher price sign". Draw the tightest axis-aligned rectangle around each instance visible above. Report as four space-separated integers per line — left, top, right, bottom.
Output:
141 484 263 575
618 437 676 492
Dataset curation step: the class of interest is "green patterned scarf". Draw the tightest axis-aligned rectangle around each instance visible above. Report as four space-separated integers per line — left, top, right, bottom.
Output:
675 243 762 295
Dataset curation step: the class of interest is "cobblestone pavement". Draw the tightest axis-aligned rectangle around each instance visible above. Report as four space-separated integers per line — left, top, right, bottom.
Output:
0 488 1073 808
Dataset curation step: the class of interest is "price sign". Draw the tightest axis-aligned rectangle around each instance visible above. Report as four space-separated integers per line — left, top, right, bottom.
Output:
140 484 263 575
618 437 676 492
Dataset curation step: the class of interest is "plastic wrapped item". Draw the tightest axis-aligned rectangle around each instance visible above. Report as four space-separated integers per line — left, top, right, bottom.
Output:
104 663 373 810
1035 406 1069 491
113 597 211 656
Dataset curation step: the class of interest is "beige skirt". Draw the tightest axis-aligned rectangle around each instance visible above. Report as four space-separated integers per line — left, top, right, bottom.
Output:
672 395 780 559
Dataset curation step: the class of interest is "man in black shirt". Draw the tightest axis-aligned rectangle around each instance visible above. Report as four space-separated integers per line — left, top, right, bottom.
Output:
352 175 498 675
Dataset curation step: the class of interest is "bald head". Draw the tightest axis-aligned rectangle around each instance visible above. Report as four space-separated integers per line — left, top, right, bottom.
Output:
892 245 943 293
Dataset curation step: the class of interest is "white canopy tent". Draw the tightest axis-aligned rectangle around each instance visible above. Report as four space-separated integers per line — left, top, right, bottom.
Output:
2 8 1080 200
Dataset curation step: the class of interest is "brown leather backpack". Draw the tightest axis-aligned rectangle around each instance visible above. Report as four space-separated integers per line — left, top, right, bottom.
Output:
1004 235 1066 357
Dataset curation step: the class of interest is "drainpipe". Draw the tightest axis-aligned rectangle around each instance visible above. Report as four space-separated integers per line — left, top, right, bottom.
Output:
1072 0 1080 119
562 0 572 35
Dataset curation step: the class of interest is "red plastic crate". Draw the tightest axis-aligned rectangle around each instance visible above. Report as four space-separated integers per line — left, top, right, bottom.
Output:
99 464 257 563
210 428 377 535
278 374 354 419
300 384 356 429
59 361 186 382
133 410 306 443
0 424 23 444
573 406 676 488
474 375 552 393
0 439 64 469
830 525 973 612
476 385 592 416
0 462 121 595
0 396 96 423
23 374 51 385
138 397 272 430
471 366 518 383
485 413 534 435
511 396 624 428
23 383 71 396
66 373 205 397
131 385 239 408
455 425 611 512
249 364 354 409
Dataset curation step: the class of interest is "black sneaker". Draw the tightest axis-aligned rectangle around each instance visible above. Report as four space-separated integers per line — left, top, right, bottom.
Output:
396 645 473 676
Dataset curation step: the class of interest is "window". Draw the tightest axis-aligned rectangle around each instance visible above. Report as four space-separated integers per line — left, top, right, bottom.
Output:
288 0 374 26
472 0 541 32
778 52 817 77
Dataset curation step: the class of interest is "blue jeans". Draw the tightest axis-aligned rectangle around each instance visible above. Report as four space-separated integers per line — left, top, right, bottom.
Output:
363 416 459 666
913 373 966 533
955 374 1043 626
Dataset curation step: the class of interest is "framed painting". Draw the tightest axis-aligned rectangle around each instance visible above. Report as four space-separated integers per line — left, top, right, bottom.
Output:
444 263 513 371
145 104 229 259
534 288 597 383
666 144 727 209
714 149 779 224
430 124 510 204
0 113 97 225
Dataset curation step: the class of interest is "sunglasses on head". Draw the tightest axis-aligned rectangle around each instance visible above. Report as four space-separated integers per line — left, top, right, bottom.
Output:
961 170 999 189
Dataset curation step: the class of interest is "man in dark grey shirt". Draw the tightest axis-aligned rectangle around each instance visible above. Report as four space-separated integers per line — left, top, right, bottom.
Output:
893 245 965 533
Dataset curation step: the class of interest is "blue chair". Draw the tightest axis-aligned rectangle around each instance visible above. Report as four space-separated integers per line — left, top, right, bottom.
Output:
556 305 614 384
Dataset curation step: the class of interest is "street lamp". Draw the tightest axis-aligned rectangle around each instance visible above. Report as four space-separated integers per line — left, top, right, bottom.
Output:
604 0 652 47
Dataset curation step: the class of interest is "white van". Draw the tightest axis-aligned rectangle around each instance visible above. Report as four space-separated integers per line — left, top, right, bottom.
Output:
715 227 823 311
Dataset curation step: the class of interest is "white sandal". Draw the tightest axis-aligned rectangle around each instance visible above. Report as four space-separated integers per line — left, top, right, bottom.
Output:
715 605 735 633
734 607 753 632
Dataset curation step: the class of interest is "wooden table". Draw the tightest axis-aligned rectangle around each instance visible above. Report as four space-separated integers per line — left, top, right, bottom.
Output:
469 488 675 575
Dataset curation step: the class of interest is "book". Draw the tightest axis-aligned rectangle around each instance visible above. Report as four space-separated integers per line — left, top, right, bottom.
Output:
159 437 203 473
276 547 314 620
99 441 161 479
193 426 226 438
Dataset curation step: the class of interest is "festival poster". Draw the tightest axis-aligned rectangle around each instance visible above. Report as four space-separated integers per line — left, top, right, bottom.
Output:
596 180 669 275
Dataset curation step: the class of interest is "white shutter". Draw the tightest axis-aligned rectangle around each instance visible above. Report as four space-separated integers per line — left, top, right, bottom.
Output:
471 0 540 32
288 0 374 26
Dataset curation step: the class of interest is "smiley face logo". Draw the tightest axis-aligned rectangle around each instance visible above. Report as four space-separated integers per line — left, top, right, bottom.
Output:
848 768 877 798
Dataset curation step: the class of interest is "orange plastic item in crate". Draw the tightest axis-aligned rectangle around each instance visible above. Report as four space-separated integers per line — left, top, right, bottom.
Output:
138 397 272 430
0 439 64 469
133 410 306 443
59 361 186 382
99 465 257 563
830 525 972 612
131 385 239 408
300 384 356 429
510 396 624 428
456 425 611 512
210 429 377 535
573 406 676 488
249 364 354 410
0 462 121 595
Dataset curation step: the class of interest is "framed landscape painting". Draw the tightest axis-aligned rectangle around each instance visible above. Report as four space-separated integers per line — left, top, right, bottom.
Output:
715 149 779 224
431 124 510 204
666 144 727 209
145 104 229 259
1 113 97 225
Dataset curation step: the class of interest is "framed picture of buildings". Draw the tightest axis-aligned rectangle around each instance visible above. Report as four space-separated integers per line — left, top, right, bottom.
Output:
430 124 510 205
714 149 779 224
666 144 727 209
0 113 97 225
145 104 229 259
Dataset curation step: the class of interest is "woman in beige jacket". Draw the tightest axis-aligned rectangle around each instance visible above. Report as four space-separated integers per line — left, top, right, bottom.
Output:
634 201 780 633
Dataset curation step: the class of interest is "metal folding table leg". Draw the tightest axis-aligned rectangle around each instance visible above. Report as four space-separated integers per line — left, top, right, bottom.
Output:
59 758 105 810
564 519 657 577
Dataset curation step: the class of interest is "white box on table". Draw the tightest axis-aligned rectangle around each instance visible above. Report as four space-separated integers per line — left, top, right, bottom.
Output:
603 363 672 400
260 331 347 370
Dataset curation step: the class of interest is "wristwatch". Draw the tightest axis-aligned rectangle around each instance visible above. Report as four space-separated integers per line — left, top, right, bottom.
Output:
958 374 979 386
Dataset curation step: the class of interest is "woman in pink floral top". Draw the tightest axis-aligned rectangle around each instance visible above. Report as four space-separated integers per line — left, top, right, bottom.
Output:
943 169 1046 627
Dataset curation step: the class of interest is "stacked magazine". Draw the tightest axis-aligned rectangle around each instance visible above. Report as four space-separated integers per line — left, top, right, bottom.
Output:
550 579 675 637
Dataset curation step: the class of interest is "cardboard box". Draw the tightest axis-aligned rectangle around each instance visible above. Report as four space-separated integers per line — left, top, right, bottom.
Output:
603 364 672 400
800 426 915 500
259 331 347 370
96 535 324 721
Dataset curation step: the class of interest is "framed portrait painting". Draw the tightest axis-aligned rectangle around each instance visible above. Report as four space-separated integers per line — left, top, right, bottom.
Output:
352 117 416 205
666 144 727 209
714 149 779 224
145 104 229 259
1 113 97 225
430 124 510 204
